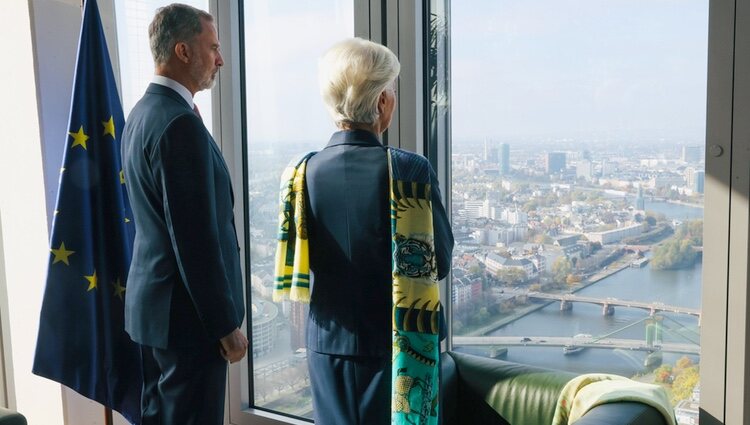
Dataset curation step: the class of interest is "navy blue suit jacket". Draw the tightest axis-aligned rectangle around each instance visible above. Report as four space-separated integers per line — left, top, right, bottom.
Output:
121 83 244 349
304 130 454 357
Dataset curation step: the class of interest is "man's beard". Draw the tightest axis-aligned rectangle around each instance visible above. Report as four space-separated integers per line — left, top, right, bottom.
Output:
190 57 217 91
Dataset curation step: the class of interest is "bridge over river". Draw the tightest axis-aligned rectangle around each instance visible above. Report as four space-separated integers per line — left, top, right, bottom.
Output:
527 292 701 322
453 335 700 355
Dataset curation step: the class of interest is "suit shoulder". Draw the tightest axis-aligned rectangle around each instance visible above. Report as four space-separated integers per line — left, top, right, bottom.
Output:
388 147 429 164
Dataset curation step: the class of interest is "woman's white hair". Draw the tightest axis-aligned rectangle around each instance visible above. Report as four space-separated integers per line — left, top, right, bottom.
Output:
318 38 400 127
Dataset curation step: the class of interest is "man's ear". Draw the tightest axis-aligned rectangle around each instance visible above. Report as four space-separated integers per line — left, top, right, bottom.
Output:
174 42 190 63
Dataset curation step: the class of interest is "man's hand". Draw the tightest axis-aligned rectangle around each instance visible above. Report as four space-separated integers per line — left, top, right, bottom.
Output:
219 328 248 363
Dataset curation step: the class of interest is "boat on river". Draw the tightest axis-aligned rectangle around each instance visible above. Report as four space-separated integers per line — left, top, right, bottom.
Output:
563 344 584 355
564 334 592 354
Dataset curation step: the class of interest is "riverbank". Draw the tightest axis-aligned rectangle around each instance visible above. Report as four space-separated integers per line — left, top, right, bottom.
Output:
463 255 635 337
665 199 704 209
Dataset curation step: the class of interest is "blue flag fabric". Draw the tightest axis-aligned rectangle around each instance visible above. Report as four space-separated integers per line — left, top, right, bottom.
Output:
32 0 141 422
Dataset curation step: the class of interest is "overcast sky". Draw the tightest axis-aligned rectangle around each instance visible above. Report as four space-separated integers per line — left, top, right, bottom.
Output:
239 0 709 146
451 0 709 144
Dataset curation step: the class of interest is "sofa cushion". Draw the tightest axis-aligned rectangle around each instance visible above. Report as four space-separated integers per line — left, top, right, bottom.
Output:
572 402 668 425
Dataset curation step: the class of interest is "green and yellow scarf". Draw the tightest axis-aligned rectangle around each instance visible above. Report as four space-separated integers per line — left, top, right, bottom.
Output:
273 148 441 425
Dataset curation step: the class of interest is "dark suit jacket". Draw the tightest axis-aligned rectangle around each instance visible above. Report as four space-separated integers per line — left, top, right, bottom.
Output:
121 83 244 349
304 129 454 357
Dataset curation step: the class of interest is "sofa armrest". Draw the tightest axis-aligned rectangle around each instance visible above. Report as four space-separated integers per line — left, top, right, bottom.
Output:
442 351 671 425
572 402 667 425
0 407 27 425
446 351 574 425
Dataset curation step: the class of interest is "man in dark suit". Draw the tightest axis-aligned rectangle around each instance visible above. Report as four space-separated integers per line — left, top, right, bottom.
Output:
304 38 454 425
121 4 247 424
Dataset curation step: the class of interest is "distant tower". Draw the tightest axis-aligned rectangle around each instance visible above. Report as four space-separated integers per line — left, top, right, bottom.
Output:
499 143 510 175
685 167 696 188
545 152 566 174
484 140 498 162
288 302 309 351
693 170 705 194
635 186 645 210
576 159 593 181
601 160 616 177
681 146 702 163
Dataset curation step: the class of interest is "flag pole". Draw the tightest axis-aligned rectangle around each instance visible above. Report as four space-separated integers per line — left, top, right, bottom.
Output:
104 407 113 425
83 1 116 423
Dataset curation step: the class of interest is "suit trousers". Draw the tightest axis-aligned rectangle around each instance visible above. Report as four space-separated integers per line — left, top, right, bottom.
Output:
140 342 227 425
308 350 391 425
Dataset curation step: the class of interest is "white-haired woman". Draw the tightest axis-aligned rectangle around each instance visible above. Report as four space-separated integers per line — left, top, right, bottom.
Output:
273 38 453 425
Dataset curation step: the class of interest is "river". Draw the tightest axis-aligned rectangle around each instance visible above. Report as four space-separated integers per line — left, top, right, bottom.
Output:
461 200 704 376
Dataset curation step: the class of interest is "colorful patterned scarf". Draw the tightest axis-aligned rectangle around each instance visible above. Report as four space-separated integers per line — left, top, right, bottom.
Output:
273 148 441 425
388 148 441 425
273 152 315 303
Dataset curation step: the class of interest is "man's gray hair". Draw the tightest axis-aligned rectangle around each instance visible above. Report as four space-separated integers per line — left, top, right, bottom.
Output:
319 38 400 127
149 3 213 66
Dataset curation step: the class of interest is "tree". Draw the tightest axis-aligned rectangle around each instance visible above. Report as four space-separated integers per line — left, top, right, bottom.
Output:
496 267 527 285
552 257 573 284
651 232 699 270
468 263 483 275
566 274 581 286
674 356 694 371
534 233 553 244
671 366 700 404
653 365 673 384
254 377 273 402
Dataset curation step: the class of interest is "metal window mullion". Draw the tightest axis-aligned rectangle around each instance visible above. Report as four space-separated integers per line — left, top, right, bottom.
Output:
723 0 750 423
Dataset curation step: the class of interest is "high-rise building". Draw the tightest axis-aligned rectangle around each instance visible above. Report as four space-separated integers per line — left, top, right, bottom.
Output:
600 159 616 176
484 140 498 162
463 199 491 219
288 301 309 351
545 152 566 174
576 159 593 181
693 170 705 194
685 167 696 187
681 145 702 163
499 143 510 175
635 186 645 210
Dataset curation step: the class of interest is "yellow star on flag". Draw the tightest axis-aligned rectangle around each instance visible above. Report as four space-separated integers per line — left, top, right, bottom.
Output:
50 242 75 265
124 217 131 223
84 271 98 291
112 278 126 300
69 125 89 150
119 170 125 184
102 116 115 138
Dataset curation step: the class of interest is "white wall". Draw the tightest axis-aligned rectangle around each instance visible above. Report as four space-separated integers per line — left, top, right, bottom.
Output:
0 1 65 423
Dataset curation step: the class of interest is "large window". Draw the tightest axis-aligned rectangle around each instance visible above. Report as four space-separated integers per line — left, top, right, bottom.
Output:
114 0 213 133
447 0 707 420
242 1 353 420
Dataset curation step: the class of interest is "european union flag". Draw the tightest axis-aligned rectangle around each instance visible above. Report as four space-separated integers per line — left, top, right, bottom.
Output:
32 0 141 422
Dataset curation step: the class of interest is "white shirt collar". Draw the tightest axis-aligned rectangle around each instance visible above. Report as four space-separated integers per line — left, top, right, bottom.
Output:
152 75 194 108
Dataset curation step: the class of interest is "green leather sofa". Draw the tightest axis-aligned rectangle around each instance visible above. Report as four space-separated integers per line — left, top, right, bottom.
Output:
441 351 668 425
0 408 26 425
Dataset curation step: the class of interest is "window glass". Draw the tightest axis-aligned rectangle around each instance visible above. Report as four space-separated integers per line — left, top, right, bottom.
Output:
114 0 213 133
448 1 707 418
242 1 353 419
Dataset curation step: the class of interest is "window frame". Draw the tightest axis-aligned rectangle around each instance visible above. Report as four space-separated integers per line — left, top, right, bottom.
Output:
0 214 14 409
